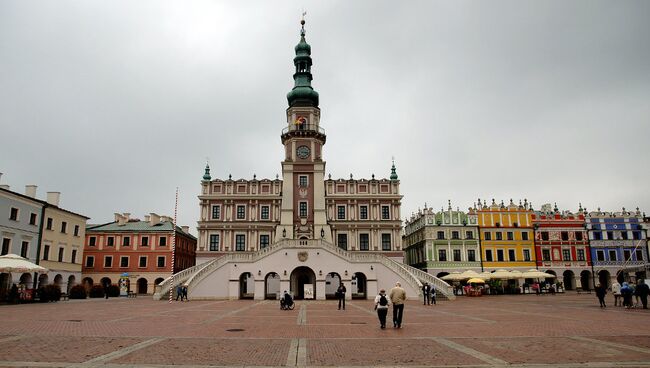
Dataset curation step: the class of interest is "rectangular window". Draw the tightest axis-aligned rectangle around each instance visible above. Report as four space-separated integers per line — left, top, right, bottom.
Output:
465 231 473 240
438 249 447 261
261 206 270 220
211 205 221 219
453 249 461 261
43 245 50 260
452 231 459 240
120 256 129 268
104 256 113 268
508 249 515 261
86 256 94 267
624 249 631 261
608 250 617 261
562 249 571 261
1 238 10 255
593 232 602 240
9 207 18 221
46 218 53 230
497 249 504 262
467 249 476 262
58 248 64 262
21 241 28 258
74 225 79 236
607 231 614 240
209 234 220 251
507 232 514 241
522 232 529 241
71 249 77 264
381 205 390 220
139 256 147 268
484 232 491 241
260 235 270 249
299 175 308 187
523 249 531 261
337 206 346 220
30 213 37 225
236 205 245 220
576 232 583 241
359 234 369 251
636 249 643 261
235 234 246 251
541 232 549 241
542 249 551 261
337 233 348 250
437 231 445 240
577 249 585 261
381 234 391 251
633 231 641 240
299 202 308 218
142 236 149 246
596 250 605 262
360 206 368 220
89 236 96 246
561 231 569 241
120 236 129 247
159 236 167 246
485 249 493 262
496 232 503 241
621 231 628 240
106 236 114 246
61 221 67 233
157 256 165 267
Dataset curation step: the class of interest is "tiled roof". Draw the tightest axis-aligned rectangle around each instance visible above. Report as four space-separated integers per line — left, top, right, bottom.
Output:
87 220 196 239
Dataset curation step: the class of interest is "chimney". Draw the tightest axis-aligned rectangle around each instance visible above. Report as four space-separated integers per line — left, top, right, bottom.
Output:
123 213 131 221
46 192 61 207
144 215 150 222
25 185 37 198
115 213 128 226
181 226 189 234
149 213 160 226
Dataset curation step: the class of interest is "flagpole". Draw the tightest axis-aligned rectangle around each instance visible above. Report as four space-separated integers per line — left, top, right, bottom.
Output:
169 187 179 303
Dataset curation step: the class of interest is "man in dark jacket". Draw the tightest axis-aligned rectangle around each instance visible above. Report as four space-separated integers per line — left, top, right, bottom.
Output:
595 283 607 308
337 283 346 310
636 279 649 309
422 282 431 305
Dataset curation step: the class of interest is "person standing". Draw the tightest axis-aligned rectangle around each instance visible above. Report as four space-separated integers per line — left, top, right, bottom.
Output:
611 281 621 306
176 284 182 301
337 283 346 310
374 289 390 329
182 285 188 301
422 282 431 305
621 282 633 309
595 283 607 308
430 286 437 305
635 279 649 309
389 282 406 328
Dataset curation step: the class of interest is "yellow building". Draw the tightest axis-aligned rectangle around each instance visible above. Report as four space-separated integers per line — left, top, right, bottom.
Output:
478 199 536 271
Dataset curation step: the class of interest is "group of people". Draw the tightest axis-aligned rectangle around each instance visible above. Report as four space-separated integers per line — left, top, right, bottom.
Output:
595 279 649 309
373 282 407 329
421 282 437 305
175 285 188 301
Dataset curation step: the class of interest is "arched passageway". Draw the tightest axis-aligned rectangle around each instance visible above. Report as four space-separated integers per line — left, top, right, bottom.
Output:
154 277 165 285
290 266 316 300
563 270 575 290
598 270 611 288
325 272 341 299
82 277 93 292
38 274 48 288
580 270 592 291
265 272 280 299
239 272 254 299
100 277 111 288
137 278 148 294
352 272 367 299
67 275 76 293
53 274 62 287
544 270 557 285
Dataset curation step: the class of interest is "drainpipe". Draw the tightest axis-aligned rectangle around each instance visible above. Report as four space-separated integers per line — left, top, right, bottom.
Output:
587 222 596 290
34 203 47 290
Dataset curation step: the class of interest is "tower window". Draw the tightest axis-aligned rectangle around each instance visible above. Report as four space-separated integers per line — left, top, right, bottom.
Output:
359 234 369 251
337 234 348 250
381 234 391 251
260 235 269 249
299 175 308 187
237 205 246 220
337 206 346 220
261 206 270 220
359 206 368 220
381 206 390 220
209 234 220 251
235 234 246 251
212 205 221 220
299 202 308 218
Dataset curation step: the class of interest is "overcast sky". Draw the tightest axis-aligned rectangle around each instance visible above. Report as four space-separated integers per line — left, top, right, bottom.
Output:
1 1 649 233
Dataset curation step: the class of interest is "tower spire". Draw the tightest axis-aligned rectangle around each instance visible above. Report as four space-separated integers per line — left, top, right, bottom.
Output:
287 16 319 107
390 158 398 180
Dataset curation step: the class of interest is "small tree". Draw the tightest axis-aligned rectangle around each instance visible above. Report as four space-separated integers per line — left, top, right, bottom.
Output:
69 285 87 299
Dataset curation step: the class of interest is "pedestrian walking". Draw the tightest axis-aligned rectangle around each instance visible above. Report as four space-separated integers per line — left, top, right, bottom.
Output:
336 283 346 310
422 282 430 305
611 281 621 306
176 284 182 301
182 285 188 301
430 287 437 305
621 282 634 309
374 289 390 329
104 284 109 299
595 283 607 308
389 281 406 328
635 279 649 309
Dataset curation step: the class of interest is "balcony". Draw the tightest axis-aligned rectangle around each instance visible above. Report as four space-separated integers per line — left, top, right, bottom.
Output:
281 123 326 143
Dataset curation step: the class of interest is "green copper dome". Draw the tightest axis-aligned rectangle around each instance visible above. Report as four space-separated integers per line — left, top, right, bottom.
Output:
202 163 211 181
287 20 319 107
390 160 398 180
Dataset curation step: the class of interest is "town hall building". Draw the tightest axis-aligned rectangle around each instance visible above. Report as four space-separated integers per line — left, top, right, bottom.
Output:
153 20 453 301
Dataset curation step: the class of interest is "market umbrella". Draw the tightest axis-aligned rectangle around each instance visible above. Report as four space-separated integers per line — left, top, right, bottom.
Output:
489 269 513 279
0 254 48 274
521 269 556 279
459 270 481 279
509 270 524 279
467 278 485 284
441 272 464 281
478 272 493 280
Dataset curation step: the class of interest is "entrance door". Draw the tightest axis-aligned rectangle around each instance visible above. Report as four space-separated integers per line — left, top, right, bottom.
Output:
290 266 316 300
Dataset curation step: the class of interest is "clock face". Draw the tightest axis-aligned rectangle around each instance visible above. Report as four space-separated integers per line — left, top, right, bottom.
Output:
296 145 310 159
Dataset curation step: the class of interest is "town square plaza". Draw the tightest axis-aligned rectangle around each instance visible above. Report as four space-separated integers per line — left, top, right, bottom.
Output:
1 294 650 368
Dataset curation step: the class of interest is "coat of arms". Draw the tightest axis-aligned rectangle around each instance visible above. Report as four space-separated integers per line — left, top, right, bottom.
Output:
298 251 308 262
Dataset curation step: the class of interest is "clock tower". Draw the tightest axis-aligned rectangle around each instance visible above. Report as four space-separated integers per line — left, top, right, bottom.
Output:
277 19 331 243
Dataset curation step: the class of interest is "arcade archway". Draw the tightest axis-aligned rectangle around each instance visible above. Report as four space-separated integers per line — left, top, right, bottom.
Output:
137 278 148 294
598 270 611 288
580 270 592 291
352 272 367 299
325 272 341 299
290 266 316 300
562 270 575 290
265 272 280 299
239 272 254 299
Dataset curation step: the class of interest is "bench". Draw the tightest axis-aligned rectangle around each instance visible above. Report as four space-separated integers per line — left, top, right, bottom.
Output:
60 293 69 301
127 291 137 298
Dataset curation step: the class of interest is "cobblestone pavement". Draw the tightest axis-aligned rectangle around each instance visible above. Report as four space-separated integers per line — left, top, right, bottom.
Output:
1 293 650 367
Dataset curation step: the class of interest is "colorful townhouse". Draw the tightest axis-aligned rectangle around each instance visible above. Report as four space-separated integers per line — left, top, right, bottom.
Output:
83 213 196 294
477 199 536 271
532 203 591 291
403 201 481 277
586 208 647 288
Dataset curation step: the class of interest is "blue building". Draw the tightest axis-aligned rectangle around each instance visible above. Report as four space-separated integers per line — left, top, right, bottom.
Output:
586 208 647 287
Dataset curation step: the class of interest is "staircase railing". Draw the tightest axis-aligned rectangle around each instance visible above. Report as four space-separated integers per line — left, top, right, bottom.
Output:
152 260 213 300
391 261 455 300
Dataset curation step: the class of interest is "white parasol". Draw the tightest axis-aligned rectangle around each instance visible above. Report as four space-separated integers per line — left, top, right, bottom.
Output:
0 254 48 274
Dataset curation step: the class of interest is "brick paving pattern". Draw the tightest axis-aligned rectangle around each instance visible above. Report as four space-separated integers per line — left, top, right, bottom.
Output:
0 293 649 367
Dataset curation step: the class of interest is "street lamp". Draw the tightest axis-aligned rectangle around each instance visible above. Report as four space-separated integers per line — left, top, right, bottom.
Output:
321 228 325 239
